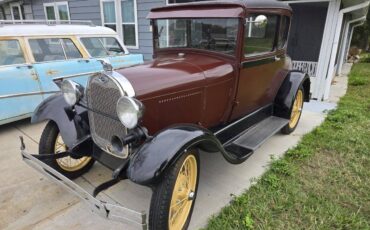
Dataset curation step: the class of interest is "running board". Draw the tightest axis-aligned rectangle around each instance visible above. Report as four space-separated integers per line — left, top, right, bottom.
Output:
224 116 289 160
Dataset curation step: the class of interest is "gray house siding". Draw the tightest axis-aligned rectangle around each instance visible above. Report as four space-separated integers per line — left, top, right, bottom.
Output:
131 0 166 59
30 0 165 60
32 0 102 25
0 0 33 20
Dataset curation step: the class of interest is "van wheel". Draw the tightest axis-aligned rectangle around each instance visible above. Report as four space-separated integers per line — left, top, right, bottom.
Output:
149 150 200 230
39 121 94 179
281 87 304 134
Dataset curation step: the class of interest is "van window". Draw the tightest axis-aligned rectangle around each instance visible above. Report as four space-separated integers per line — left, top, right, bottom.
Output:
29 38 82 62
81 37 125 57
244 14 279 57
0 40 26 66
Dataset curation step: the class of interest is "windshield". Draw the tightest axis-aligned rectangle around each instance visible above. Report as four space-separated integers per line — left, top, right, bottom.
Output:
154 18 239 55
80 37 125 57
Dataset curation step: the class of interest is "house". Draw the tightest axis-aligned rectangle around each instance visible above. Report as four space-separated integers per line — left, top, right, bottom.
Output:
0 0 369 100
280 0 369 100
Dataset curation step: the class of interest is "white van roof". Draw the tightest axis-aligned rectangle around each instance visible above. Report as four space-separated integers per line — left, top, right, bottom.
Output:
0 21 117 37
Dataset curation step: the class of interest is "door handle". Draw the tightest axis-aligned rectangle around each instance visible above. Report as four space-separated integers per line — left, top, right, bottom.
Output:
16 64 33 69
78 59 90 63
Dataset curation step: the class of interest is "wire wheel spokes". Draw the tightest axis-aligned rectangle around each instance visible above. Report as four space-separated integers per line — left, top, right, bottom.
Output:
169 154 197 230
289 89 303 129
54 134 91 172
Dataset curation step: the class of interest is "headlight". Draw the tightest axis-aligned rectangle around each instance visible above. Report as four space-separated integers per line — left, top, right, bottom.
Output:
61 80 83 106
116 96 144 129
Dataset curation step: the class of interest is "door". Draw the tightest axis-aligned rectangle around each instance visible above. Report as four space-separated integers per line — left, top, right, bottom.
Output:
27 37 102 94
0 39 43 124
230 13 285 120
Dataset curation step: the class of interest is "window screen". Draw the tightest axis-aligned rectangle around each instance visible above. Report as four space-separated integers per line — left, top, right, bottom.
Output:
0 40 26 66
244 14 278 57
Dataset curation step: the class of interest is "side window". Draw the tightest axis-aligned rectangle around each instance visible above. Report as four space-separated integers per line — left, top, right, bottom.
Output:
278 16 290 49
29 38 82 62
244 14 279 57
62 39 83 59
80 37 125 57
0 40 26 66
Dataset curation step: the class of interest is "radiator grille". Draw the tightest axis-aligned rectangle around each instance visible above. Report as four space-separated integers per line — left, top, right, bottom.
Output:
87 74 128 158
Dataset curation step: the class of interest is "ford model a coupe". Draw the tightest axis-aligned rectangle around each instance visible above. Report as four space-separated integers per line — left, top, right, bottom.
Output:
21 1 310 229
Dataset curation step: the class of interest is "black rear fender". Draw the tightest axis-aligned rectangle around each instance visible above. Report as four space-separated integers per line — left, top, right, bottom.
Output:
274 71 310 119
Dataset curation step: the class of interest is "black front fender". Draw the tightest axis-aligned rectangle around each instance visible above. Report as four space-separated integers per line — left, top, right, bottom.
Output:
126 125 224 186
274 71 310 119
32 93 89 148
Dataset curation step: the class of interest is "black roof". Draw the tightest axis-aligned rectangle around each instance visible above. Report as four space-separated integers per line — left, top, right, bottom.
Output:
151 0 291 12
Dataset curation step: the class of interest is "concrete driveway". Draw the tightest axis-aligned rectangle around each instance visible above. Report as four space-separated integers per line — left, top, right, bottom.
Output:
0 74 347 230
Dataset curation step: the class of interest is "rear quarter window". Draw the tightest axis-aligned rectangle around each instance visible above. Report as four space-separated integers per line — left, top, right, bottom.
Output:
0 40 26 66
244 14 279 57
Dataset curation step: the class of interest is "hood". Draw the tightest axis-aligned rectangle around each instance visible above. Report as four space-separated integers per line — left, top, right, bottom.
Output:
115 53 233 99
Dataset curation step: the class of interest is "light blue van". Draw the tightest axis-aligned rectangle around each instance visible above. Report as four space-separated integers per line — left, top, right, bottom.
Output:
0 21 144 125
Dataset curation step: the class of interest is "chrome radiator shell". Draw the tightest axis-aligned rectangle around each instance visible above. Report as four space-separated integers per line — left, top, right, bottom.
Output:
86 72 129 158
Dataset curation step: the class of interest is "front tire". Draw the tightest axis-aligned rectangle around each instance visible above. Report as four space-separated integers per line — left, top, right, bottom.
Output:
39 121 94 179
149 150 200 230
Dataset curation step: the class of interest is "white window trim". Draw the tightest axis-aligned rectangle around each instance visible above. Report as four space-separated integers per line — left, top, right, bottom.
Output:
43 2 70 21
10 2 24 21
100 0 139 49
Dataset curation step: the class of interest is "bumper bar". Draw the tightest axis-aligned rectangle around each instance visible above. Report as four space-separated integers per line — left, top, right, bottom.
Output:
20 137 147 230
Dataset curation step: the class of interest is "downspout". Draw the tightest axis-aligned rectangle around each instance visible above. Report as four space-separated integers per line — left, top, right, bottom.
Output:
337 16 367 75
321 0 370 100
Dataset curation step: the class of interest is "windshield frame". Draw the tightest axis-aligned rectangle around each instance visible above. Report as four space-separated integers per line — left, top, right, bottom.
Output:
152 17 242 58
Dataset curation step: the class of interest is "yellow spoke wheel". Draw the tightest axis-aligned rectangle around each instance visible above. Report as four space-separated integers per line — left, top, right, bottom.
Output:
289 89 304 129
39 121 95 179
168 154 198 229
149 150 199 230
54 134 92 172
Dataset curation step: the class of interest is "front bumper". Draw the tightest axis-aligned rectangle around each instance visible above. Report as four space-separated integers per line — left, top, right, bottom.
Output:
20 138 147 230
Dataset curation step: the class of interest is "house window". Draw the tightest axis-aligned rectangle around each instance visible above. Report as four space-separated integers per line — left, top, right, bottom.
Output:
100 0 138 48
102 0 116 31
44 2 70 21
121 0 137 47
10 3 25 20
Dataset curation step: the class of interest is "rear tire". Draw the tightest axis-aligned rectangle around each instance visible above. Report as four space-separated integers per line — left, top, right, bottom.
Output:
281 87 304 134
149 150 200 230
39 121 94 179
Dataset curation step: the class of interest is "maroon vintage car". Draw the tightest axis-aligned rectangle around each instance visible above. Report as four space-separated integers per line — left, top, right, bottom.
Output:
20 0 310 229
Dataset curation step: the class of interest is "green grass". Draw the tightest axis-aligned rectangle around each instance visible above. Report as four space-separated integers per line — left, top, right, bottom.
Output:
203 61 370 230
